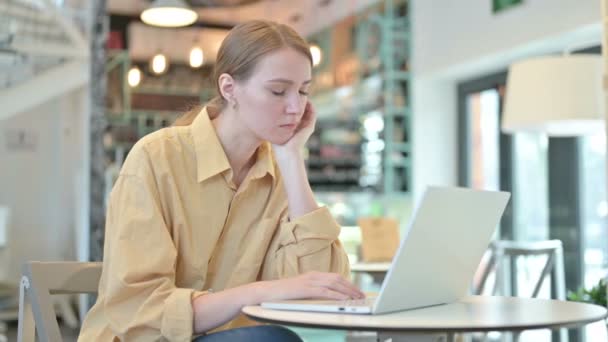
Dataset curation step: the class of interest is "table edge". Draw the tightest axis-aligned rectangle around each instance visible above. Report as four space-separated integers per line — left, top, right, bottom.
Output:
242 307 608 333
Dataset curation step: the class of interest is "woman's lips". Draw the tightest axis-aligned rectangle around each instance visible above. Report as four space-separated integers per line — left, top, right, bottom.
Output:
280 123 297 129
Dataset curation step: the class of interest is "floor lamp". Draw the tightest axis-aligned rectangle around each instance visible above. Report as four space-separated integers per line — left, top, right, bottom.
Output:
501 54 605 341
501 55 603 136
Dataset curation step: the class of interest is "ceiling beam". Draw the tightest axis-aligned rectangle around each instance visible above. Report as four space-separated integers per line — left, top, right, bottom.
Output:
10 41 89 59
111 13 234 31
0 60 89 121
41 0 89 51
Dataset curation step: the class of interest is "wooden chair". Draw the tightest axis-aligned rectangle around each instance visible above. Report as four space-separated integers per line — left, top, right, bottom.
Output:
473 240 568 342
17 261 102 342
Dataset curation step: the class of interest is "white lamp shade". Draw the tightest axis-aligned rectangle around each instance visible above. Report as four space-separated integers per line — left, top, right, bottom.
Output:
502 55 604 136
141 0 198 28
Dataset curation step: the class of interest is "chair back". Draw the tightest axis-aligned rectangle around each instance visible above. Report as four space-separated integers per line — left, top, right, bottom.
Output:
474 239 566 299
17 262 102 342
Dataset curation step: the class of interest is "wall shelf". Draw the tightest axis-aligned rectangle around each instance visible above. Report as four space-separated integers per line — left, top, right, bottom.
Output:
308 0 411 194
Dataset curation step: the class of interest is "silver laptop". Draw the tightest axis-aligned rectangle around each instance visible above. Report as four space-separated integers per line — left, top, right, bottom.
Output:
261 186 510 315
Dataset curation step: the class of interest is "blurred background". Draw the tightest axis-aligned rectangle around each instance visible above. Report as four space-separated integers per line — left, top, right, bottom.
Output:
0 0 607 341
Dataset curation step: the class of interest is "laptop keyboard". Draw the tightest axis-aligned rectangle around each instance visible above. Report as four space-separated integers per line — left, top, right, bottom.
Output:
341 298 375 307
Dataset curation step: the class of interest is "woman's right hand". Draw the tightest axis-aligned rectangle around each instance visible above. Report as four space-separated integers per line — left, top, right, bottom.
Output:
193 272 365 334
258 271 366 302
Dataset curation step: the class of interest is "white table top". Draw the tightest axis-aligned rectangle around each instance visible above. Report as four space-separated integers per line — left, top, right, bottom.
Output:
242 296 607 332
350 262 391 273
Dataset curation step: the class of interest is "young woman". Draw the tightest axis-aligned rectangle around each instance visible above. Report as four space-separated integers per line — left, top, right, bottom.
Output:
78 20 364 342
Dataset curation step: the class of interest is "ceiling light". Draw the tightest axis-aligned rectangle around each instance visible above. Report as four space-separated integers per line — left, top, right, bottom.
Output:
151 53 168 74
141 0 198 28
127 66 141 87
310 44 322 67
189 46 204 68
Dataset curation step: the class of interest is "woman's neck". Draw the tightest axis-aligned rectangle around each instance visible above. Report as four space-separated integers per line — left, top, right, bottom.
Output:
211 107 261 180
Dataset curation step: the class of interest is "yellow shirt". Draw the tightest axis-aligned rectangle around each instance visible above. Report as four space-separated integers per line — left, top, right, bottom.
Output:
78 108 350 342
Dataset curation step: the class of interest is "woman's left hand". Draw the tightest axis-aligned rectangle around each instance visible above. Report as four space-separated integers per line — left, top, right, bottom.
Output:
272 101 316 159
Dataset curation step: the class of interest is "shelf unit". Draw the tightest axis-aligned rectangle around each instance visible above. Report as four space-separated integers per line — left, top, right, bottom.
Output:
362 0 410 194
308 0 411 194
104 50 214 166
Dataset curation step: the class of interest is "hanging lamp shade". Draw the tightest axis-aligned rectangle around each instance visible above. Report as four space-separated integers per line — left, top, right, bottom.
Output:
141 0 198 28
502 55 604 136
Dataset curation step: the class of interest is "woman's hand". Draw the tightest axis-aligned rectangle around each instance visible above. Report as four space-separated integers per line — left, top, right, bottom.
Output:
258 271 366 302
272 101 316 160
192 271 365 334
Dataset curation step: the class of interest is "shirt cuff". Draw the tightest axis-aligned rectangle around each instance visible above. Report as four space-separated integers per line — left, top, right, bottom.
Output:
277 206 341 256
161 288 203 341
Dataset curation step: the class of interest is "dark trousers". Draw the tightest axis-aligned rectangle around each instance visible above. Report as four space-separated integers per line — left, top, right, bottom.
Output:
193 325 303 342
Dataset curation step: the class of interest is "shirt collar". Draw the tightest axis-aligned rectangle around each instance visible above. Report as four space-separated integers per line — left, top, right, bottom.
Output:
250 141 276 181
191 107 276 183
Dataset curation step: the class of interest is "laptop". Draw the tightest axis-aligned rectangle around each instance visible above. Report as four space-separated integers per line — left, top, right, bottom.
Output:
261 186 510 315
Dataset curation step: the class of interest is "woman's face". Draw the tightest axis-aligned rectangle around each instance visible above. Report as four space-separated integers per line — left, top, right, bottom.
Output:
233 47 312 145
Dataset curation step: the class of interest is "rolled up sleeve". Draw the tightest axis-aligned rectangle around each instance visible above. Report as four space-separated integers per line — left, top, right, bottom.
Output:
99 147 202 341
160 288 199 339
261 206 350 280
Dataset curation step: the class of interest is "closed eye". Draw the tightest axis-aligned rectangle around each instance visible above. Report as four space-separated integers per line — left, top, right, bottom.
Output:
271 90 309 96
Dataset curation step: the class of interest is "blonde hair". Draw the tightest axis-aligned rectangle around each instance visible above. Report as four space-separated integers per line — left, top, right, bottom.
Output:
173 20 312 126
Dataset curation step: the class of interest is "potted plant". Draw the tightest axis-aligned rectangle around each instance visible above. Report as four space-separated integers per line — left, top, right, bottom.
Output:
567 277 607 322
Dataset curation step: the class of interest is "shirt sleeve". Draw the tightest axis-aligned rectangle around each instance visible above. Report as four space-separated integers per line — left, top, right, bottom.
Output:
98 146 205 341
260 205 351 280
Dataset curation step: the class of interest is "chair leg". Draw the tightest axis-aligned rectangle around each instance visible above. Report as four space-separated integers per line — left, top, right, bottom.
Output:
554 247 569 342
512 331 521 342
17 276 35 342
0 321 8 342
55 295 79 329
553 248 567 300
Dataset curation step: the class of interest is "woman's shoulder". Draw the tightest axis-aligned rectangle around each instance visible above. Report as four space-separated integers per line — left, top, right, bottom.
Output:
135 126 193 154
121 126 194 175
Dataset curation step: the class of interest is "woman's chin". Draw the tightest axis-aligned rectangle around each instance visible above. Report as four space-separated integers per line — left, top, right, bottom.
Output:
267 133 293 145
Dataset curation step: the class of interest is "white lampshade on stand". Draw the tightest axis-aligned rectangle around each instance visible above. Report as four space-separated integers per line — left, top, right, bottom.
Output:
502 55 604 136
141 0 198 28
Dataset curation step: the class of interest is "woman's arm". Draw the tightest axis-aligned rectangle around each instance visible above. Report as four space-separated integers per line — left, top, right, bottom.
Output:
93 145 205 342
273 152 317 219
272 101 318 220
192 272 364 334
262 101 353 280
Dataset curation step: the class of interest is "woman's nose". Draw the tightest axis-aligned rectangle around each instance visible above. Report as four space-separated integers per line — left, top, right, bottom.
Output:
285 94 302 115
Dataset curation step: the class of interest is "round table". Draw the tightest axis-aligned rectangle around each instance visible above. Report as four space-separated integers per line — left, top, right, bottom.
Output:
243 296 607 341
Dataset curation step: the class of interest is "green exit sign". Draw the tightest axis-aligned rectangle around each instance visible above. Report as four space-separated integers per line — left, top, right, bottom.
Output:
493 0 523 13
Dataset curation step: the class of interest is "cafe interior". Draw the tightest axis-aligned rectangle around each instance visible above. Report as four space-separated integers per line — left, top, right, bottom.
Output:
0 0 608 341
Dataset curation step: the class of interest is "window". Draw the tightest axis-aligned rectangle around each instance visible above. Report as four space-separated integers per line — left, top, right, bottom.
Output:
580 134 608 288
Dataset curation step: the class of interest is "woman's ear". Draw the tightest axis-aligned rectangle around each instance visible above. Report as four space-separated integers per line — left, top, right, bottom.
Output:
218 73 236 104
